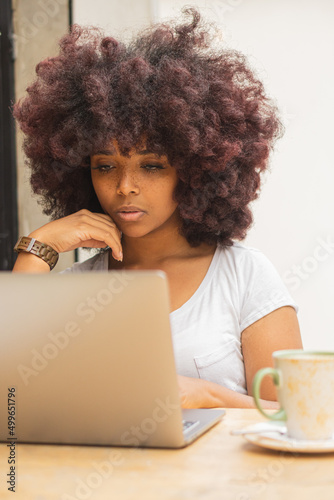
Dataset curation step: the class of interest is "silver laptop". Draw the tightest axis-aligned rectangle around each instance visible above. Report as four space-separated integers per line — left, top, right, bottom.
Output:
0 271 224 448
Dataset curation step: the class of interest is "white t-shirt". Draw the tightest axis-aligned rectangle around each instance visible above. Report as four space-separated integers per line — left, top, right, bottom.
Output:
60 243 298 394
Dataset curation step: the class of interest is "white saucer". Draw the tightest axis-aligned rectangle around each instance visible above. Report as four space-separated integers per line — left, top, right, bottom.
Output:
234 422 334 453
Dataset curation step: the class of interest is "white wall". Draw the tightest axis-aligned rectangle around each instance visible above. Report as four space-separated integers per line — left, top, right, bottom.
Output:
73 0 153 38
73 0 334 350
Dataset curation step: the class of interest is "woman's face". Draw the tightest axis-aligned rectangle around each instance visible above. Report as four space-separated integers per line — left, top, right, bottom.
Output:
90 140 180 238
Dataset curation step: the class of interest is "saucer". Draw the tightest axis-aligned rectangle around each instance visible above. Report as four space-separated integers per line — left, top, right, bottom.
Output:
234 422 334 453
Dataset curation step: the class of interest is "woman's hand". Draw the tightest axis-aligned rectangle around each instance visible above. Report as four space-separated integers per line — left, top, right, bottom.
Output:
13 209 122 272
30 209 122 260
178 375 211 409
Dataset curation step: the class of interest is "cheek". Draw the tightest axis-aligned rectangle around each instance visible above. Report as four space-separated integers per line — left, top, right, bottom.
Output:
167 181 179 208
91 176 113 204
158 174 178 201
151 182 178 210
91 174 100 195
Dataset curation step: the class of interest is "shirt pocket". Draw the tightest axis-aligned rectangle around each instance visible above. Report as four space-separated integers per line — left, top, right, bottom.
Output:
194 339 241 392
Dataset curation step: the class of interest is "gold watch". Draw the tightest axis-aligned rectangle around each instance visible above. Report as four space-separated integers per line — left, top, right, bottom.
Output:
14 237 59 270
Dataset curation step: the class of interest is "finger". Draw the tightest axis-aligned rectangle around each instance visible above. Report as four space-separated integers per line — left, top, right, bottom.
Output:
74 212 122 245
76 211 122 240
79 240 109 249
78 226 123 261
78 210 117 228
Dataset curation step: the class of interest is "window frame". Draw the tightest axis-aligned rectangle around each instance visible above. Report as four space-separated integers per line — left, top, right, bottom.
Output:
0 0 18 271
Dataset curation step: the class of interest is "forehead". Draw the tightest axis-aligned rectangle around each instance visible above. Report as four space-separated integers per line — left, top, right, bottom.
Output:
92 139 164 158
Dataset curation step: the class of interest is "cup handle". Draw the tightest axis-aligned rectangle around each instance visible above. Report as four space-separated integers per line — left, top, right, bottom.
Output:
252 367 287 421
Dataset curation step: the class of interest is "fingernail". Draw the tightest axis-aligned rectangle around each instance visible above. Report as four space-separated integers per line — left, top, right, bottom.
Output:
118 250 123 262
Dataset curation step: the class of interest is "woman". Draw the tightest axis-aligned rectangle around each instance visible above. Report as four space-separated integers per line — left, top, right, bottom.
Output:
12 8 302 408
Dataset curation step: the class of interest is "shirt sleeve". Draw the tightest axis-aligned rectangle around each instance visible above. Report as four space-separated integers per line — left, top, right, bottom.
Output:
237 247 298 332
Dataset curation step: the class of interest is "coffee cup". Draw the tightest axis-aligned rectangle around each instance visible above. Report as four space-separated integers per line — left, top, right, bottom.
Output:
252 350 334 440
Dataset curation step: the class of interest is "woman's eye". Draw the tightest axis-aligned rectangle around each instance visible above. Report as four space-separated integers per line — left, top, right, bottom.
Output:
92 164 114 173
142 164 165 172
91 163 165 174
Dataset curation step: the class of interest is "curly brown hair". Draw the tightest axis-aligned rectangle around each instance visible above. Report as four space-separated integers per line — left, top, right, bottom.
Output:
13 8 283 247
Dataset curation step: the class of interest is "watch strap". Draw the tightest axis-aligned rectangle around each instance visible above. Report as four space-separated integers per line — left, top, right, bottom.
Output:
14 237 59 270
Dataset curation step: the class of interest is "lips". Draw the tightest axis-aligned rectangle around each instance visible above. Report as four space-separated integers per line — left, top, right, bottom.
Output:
115 205 146 222
117 205 144 213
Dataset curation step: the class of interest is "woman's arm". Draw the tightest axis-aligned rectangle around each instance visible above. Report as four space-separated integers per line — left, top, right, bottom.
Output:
178 375 280 409
242 305 302 400
12 210 123 272
179 305 302 408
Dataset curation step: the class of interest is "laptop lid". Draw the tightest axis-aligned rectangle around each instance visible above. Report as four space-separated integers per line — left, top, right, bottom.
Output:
0 271 189 447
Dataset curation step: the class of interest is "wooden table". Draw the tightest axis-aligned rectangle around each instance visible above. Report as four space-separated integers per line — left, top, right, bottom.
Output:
1 409 334 500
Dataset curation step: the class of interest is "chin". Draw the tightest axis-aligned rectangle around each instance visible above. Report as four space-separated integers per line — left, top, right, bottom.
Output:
120 227 151 238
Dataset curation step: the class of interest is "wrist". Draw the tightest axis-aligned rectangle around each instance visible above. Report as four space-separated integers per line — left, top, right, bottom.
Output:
14 236 59 271
201 379 227 408
13 251 51 273
28 230 55 249
29 230 63 254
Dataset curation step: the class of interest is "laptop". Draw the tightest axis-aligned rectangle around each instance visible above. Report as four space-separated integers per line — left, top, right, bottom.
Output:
0 271 224 448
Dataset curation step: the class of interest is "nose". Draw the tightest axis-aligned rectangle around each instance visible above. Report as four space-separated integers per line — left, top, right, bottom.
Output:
116 169 140 196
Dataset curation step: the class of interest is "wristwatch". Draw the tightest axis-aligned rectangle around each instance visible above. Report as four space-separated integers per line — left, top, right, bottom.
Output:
14 236 59 270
